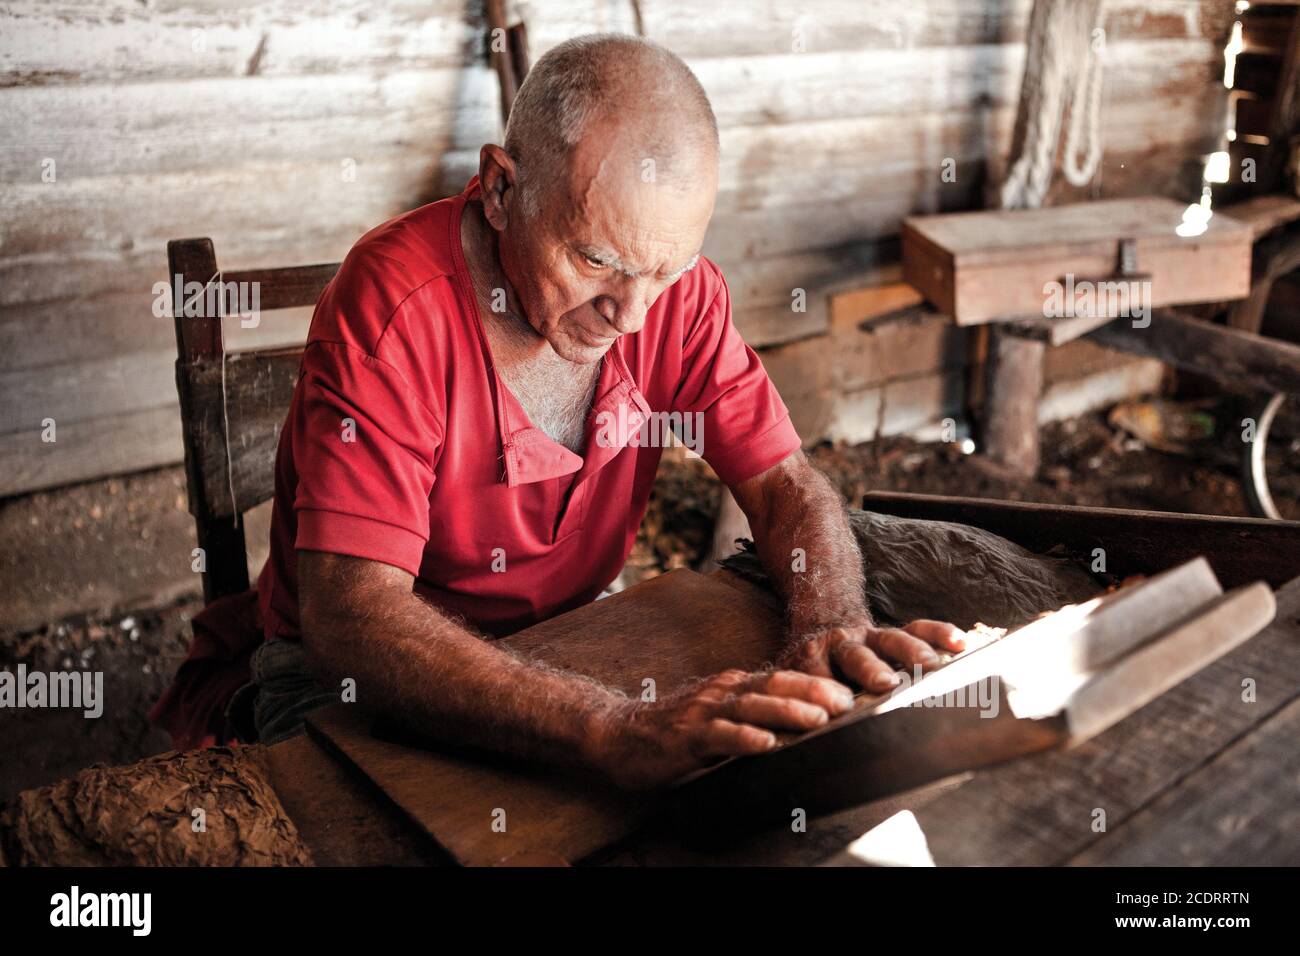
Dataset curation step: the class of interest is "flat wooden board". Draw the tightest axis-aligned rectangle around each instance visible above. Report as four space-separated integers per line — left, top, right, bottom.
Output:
309 550 1272 861
667 683 1067 845
902 197 1253 324
1220 193 1300 239
258 734 444 866
666 558 1258 841
903 576 1300 865
1007 311 1117 346
306 569 788 866
906 197 1250 264
1062 583 1276 743
1068 693 1300 865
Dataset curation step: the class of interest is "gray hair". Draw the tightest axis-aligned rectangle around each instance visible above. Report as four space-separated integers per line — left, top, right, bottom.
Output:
503 33 719 219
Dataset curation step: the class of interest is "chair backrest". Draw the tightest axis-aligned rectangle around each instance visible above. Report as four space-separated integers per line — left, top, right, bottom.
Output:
167 237 340 603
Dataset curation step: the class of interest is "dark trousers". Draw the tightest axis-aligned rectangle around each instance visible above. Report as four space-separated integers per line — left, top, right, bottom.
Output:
232 640 338 745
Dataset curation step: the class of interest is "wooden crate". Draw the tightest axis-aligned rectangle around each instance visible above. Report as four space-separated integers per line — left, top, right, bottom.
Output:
902 197 1253 325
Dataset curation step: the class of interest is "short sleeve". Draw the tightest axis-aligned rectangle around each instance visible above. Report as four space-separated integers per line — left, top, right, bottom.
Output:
291 341 441 575
671 263 802 486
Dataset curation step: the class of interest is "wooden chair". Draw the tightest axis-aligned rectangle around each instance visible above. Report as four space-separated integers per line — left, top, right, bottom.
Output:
167 13 525 604
167 238 340 603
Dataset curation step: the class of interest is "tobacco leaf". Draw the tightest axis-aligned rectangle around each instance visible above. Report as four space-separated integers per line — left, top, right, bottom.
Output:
0 746 312 866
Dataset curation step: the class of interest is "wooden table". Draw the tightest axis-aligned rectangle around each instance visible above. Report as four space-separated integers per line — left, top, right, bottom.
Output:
258 496 1300 866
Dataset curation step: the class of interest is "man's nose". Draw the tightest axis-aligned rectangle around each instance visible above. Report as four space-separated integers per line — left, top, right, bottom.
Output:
596 281 651 335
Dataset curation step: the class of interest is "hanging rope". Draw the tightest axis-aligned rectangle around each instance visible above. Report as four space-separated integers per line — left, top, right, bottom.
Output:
1000 0 1107 209
1062 3 1107 188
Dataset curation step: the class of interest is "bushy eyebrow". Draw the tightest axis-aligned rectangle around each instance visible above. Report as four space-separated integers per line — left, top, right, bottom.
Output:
666 254 700 282
577 246 627 272
576 245 700 282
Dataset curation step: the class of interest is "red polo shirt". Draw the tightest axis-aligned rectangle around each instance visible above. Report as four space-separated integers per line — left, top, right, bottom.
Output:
257 177 800 639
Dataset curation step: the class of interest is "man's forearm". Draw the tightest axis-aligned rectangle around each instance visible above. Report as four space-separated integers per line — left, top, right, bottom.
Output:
300 557 626 770
732 454 964 692
734 454 872 638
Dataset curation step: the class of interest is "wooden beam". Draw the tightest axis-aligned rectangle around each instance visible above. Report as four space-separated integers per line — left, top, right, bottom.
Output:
485 0 522 125
862 491 1300 589
980 326 1045 476
1088 308 1300 395
1266 6 1300 193
167 238 221 364
0 404 181 499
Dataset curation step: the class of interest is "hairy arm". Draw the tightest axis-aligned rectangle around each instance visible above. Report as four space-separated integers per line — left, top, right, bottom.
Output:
730 451 872 635
730 451 965 691
297 549 851 788
298 550 622 769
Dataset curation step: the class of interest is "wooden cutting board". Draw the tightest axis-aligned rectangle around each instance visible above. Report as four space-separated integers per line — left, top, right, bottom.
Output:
306 569 787 866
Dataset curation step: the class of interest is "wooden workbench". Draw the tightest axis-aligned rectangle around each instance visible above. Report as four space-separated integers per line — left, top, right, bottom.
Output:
258 581 1300 866
257 496 1300 866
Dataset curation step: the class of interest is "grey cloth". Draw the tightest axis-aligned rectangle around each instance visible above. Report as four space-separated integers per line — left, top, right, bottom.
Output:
245 640 338 745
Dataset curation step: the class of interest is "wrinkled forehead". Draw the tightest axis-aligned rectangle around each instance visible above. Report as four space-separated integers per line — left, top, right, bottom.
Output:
550 123 718 254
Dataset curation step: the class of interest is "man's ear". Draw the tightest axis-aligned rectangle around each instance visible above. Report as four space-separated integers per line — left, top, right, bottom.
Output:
478 144 517 231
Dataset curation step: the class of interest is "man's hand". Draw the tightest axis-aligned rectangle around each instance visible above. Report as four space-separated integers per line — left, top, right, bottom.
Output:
590 668 855 790
729 453 968 695
780 620 967 693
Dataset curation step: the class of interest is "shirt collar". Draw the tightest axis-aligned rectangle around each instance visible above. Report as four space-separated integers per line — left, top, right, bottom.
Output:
454 175 654 487
498 344 651 487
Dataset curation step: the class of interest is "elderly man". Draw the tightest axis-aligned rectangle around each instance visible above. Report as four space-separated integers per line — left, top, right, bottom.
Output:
243 34 963 788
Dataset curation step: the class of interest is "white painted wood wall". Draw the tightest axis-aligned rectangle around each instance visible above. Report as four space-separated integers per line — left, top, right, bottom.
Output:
0 0 1233 497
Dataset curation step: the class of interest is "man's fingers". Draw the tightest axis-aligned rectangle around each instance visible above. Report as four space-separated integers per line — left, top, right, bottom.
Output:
870 627 945 670
711 668 753 690
780 638 837 679
691 668 754 704
762 669 855 715
903 619 967 653
729 691 831 731
693 717 777 758
831 640 900 693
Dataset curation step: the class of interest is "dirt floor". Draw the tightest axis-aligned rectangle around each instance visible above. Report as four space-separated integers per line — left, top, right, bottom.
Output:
0 406 1272 802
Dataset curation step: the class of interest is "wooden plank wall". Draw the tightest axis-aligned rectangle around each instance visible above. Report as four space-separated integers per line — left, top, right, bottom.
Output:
0 0 1235 497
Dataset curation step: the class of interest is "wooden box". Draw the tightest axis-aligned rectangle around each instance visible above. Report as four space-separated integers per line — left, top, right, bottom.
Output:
902 197 1253 325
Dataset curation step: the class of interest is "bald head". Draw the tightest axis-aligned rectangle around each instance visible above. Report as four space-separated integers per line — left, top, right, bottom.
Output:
470 34 719 365
503 33 719 218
